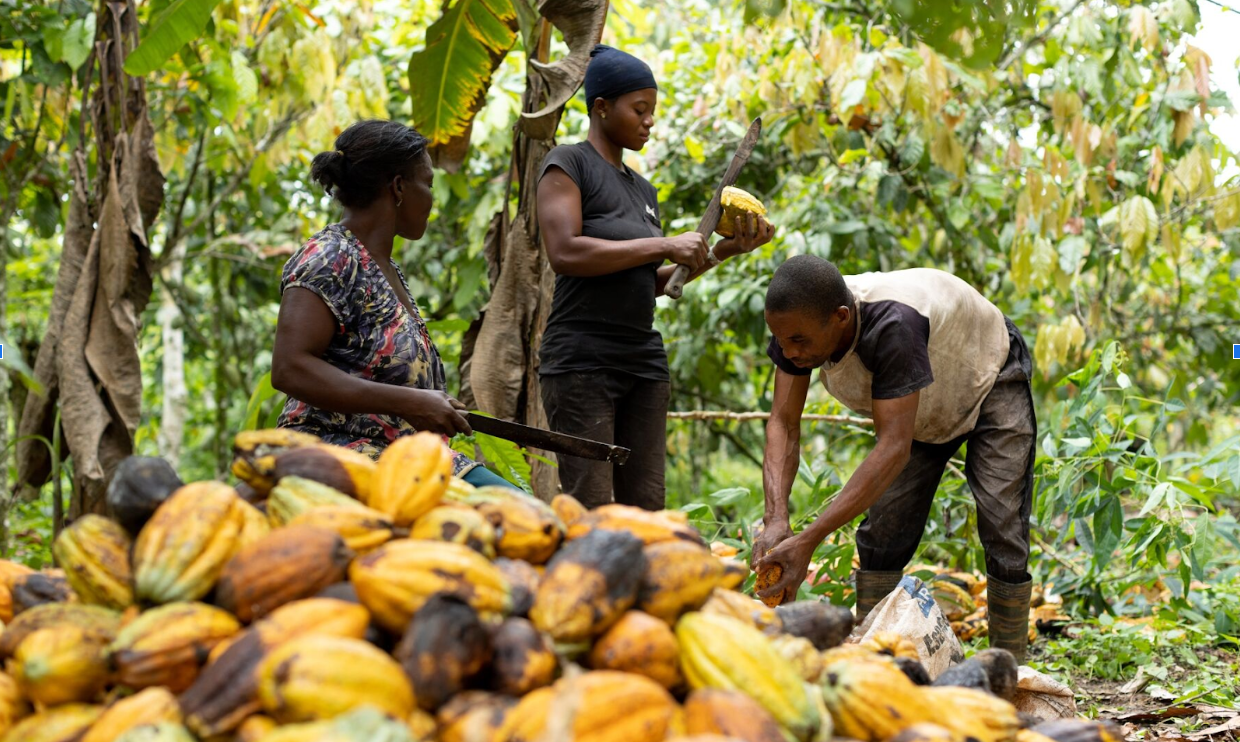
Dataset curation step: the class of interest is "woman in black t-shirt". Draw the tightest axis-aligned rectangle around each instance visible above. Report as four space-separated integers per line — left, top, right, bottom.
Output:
536 45 774 510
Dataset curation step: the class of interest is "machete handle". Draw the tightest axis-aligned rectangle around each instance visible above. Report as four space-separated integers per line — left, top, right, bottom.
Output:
664 264 691 299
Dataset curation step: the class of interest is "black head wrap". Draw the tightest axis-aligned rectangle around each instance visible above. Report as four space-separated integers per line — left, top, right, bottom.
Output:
584 44 658 113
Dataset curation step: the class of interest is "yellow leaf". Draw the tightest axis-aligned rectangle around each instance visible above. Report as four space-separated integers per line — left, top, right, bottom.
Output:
1011 233 1056 293
1119 195 1158 261
685 135 705 165
930 125 965 178
1213 192 1240 230
1051 90 1082 135
1173 109 1195 147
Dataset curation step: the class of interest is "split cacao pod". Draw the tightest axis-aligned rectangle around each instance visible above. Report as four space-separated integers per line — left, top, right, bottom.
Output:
715 186 767 238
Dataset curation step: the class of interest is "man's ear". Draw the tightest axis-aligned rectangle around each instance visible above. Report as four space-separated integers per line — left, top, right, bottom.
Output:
835 304 851 326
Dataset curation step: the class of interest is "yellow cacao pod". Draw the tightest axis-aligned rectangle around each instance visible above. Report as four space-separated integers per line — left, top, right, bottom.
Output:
0 603 121 659
0 670 29 737
257 634 415 723
132 482 247 604
770 634 824 682
350 539 511 633
107 602 241 692
530 529 644 643
677 612 821 742
236 715 278 742
861 630 920 660
714 186 767 238
52 515 134 610
550 493 587 525
917 687 1019 742
10 625 110 706
410 505 497 559
370 432 453 526
683 688 787 742
567 504 704 546
700 588 783 635
499 671 679 742
638 540 727 624
81 687 183 742
235 502 271 550
271 443 377 502
437 692 516 742
0 703 103 742
588 610 682 690
215 525 354 623
289 504 398 553
477 497 564 565
266 476 369 527
818 655 935 741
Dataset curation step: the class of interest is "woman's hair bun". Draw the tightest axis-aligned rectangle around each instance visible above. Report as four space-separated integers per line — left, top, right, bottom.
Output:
310 149 347 196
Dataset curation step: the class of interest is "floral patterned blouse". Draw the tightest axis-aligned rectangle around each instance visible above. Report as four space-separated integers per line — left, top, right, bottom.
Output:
276 224 477 475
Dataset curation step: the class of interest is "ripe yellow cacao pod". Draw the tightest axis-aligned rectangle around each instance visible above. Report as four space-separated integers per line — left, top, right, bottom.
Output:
81 687 183 742
588 610 682 690
0 670 29 737
289 504 398 553
683 688 787 742
350 539 511 633
370 432 453 526
818 654 935 741
271 444 376 502
107 601 241 692
638 540 728 624
10 625 110 706
235 502 271 550
437 692 516 742
700 588 783 635
714 186 767 238
770 634 824 682
530 529 645 643
257 635 415 723
52 515 134 610
478 497 564 565
266 476 369 527
861 630 920 660
917 687 1019 742
132 482 247 604
499 671 679 742
550 493 587 525
677 612 822 742
182 598 370 738
0 603 122 659
410 505 497 559
567 504 704 546
0 703 103 742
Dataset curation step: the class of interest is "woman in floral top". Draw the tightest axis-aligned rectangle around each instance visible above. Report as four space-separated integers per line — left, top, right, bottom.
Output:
271 119 513 487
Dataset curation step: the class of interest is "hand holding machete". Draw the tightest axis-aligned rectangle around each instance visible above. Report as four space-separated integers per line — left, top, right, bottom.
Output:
664 117 764 300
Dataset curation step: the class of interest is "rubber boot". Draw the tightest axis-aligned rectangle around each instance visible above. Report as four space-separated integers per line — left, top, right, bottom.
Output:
987 575 1032 663
854 570 904 625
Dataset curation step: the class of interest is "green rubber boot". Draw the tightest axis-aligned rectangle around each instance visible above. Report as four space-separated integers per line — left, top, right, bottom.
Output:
987 575 1032 663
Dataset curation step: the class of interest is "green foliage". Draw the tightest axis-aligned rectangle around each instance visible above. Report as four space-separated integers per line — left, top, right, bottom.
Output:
124 0 226 76
407 0 520 170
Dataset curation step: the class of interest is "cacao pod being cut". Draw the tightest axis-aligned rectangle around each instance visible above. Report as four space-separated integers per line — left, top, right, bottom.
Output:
714 186 767 238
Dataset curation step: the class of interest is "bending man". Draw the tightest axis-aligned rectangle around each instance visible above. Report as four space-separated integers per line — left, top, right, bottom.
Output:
754 256 1037 660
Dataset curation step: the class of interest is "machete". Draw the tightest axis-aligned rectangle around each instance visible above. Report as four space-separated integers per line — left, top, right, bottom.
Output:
663 116 763 300
465 413 631 465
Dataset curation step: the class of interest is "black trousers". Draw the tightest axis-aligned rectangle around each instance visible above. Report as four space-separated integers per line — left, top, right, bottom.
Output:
856 318 1037 584
540 371 669 511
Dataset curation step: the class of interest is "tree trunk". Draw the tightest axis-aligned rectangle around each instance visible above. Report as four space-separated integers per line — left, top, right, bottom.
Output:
157 274 187 468
1 224 10 548
462 0 608 501
14 0 166 517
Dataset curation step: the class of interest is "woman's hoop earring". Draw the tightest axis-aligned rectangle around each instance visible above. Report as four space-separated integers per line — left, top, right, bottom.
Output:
397 198 403 208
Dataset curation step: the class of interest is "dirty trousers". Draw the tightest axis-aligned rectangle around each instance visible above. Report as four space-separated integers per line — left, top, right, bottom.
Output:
856 318 1036 583
540 371 669 511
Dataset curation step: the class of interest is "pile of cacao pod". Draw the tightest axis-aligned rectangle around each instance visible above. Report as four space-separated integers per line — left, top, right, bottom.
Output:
0 429 1119 742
